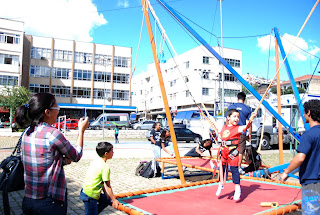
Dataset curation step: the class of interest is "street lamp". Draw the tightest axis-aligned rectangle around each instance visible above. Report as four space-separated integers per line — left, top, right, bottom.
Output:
102 58 111 140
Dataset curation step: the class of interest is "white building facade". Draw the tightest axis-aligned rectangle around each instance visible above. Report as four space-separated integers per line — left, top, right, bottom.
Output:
0 18 24 89
23 35 135 119
132 46 242 119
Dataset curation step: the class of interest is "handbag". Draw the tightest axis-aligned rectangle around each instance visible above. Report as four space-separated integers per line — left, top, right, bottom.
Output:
0 130 25 215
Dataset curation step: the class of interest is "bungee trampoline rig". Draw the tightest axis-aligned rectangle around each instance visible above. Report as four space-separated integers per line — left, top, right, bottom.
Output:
111 0 319 214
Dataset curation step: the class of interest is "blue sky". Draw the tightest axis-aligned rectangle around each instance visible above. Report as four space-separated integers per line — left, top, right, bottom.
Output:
92 0 320 81
1 0 319 81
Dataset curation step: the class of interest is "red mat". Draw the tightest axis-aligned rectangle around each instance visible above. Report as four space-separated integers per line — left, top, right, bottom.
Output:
120 180 301 215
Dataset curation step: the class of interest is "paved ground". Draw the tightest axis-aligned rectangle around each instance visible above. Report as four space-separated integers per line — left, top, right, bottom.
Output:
0 130 301 215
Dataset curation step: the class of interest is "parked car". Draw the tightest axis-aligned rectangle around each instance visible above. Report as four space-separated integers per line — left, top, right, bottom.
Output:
146 125 202 143
53 119 79 130
133 120 157 130
89 113 129 130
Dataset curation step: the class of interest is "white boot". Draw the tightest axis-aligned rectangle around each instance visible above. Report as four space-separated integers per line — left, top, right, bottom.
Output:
234 185 241 201
216 183 224 196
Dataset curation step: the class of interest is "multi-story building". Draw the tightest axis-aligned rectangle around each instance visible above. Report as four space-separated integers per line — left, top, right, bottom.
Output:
22 35 135 119
0 18 23 89
132 46 242 119
279 75 320 95
0 18 24 123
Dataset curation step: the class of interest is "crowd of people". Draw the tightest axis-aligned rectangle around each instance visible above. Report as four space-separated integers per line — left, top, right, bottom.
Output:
11 91 320 214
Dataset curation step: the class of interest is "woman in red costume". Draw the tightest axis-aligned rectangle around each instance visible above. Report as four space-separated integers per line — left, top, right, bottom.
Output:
216 109 256 201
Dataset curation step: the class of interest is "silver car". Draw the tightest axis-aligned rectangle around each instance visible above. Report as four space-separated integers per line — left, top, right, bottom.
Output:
133 120 156 130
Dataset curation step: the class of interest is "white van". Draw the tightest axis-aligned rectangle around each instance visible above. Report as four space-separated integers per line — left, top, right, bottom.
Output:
89 113 129 130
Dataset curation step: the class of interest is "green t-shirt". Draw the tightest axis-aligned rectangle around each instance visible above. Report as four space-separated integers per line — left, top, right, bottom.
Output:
82 158 110 200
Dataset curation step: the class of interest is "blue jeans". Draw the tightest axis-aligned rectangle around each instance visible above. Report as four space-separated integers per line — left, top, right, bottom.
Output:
80 189 112 215
152 142 174 159
221 165 240 184
22 195 68 215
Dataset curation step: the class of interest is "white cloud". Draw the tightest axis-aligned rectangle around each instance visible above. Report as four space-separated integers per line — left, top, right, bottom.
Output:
0 0 107 42
257 33 319 62
118 0 130 8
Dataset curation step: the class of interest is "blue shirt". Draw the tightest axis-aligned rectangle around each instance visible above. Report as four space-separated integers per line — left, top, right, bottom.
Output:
297 125 320 185
226 103 251 126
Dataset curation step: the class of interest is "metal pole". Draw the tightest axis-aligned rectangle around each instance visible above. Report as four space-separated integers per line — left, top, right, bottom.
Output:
275 38 283 164
142 0 185 184
219 0 225 117
103 59 106 140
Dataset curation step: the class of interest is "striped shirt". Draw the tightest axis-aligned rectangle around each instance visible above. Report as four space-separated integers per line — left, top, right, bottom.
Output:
22 122 82 201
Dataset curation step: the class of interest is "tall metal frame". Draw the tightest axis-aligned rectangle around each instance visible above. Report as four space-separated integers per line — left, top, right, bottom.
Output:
274 28 309 130
156 0 302 142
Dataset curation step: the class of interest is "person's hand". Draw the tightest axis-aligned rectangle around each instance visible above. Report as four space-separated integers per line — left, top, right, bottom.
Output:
112 199 120 208
251 112 257 118
280 171 288 182
78 117 89 132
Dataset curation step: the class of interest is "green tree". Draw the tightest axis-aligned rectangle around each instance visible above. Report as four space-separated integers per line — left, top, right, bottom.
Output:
242 84 259 95
283 86 305 95
0 86 31 127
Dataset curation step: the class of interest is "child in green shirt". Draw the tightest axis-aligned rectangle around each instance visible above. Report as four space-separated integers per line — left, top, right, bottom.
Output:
80 142 119 215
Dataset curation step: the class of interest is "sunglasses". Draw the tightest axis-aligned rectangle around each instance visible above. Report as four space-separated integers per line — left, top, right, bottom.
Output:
50 106 60 111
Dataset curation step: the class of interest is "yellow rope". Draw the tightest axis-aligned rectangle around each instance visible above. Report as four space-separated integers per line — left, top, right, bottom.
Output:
250 0 320 119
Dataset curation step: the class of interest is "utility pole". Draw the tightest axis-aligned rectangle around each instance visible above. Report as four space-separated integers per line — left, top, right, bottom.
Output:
219 0 225 117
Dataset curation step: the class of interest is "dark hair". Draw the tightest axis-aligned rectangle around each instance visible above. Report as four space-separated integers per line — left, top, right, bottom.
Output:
303 100 320 123
226 109 239 117
237 92 246 101
160 129 169 139
152 122 161 129
15 93 56 134
96 142 113 157
200 139 212 145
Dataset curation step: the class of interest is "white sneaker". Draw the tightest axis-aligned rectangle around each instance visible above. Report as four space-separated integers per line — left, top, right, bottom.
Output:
216 184 224 196
238 168 245 175
234 185 241 201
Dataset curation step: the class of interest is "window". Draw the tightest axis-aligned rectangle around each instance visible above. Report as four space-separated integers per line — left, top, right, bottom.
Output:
202 71 209 79
112 90 129 100
186 61 189 69
113 73 130 84
31 47 51 59
94 71 111 82
95 54 112 65
93 89 110 99
202 88 209 96
30 65 50 78
0 32 20 44
219 73 237 82
0 54 19 65
114 56 130 67
73 87 91 98
74 52 92 64
0 75 18 86
53 49 72 62
52 67 70 79
219 58 240 68
203 56 209 64
29 84 50 93
186 90 190 97
184 76 189 83
73 69 92 81
218 88 240 97
51 85 71 97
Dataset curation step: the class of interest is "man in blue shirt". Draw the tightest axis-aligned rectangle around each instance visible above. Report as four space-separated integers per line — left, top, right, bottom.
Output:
281 99 320 214
226 92 252 173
